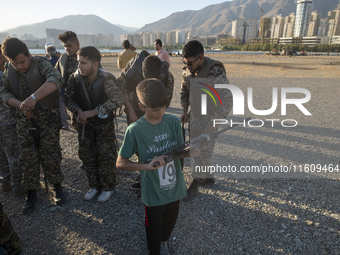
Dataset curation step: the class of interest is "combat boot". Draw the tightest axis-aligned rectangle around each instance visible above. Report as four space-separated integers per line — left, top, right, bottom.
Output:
53 183 67 206
22 189 37 215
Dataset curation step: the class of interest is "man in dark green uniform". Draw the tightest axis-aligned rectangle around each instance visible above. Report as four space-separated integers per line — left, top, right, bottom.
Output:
55 31 80 130
64 46 126 202
180 40 232 200
0 38 66 214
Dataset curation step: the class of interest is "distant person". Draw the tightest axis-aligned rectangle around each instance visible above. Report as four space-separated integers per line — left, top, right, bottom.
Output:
116 78 186 254
117 40 137 70
55 31 80 130
0 44 24 197
64 46 126 202
180 40 232 200
44 43 60 67
154 39 171 67
0 38 67 214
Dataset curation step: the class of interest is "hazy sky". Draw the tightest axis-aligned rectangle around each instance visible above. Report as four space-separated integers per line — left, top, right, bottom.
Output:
0 0 231 32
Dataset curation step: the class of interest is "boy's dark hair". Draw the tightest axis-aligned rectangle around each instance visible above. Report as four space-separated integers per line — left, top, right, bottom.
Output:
182 40 204 58
154 39 162 47
137 78 168 108
1 37 29 59
77 46 101 63
142 55 162 79
58 31 79 43
123 40 131 49
0 44 2 55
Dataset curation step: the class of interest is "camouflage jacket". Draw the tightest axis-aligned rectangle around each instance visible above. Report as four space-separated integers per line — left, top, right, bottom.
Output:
0 70 16 128
64 69 127 120
0 57 63 110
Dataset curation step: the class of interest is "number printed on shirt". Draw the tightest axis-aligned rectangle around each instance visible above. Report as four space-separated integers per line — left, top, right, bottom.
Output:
158 161 177 188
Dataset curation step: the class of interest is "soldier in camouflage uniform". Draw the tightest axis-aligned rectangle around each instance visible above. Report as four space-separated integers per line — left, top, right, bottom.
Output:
117 52 174 125
55 31 80 130
0 45 24 196
180 40 232 200
64 46 126 202
0 202 23 255
0 38 67 214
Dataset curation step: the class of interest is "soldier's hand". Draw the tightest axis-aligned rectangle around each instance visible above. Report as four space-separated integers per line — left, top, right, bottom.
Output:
180 113 189 124
82 110 98 120
20 96 37 115
76 110 87 124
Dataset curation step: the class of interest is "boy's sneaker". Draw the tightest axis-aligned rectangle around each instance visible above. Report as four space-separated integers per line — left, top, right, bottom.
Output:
97 191 113 202
160 241 170 255
84 188 99 200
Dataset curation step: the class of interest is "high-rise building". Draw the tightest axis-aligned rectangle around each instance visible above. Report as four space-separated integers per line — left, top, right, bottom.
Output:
270 15 285 39
149 33 156 46
133 34 142 47
326 9 340 38
318 18 328 36
231 20 246 40
175 29 186 44
282 13 296 37
232 19 258 42
307 11 321 36
142 32 151 47
166 31 176 45
294 0 313 37
247 20 259 40
258 18 272 39
156 32 166 45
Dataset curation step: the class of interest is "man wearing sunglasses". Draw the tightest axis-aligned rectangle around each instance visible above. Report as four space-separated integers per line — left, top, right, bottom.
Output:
180 40 232 200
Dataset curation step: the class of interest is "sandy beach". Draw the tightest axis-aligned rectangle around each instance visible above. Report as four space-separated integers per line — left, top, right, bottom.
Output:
1 53 339 254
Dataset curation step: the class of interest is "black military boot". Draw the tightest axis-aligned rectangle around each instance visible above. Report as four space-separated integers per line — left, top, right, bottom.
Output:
22 189 37 215
54 183 66 206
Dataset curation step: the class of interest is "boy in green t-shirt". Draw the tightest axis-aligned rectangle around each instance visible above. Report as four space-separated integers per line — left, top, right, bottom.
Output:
117 78 186 254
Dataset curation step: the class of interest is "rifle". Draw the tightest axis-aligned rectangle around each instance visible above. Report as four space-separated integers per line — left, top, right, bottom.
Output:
152 117 251 168
77 75 98 156
28 117 48 193
77 75 92 140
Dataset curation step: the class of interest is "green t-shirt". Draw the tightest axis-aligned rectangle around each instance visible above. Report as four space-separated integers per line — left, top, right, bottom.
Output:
119 114 187 206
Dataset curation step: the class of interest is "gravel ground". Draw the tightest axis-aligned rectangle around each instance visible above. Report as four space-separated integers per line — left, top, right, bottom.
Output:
1 53 339 255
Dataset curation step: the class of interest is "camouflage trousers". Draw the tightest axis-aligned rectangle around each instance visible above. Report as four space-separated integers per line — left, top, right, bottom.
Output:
0 126 22 191
0 202 23 255
78 121 117 191
189 114 217 179
16 108 63 190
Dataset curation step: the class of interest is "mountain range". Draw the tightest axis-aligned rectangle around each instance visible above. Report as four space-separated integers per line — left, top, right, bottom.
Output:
2 0 339 39
2 14 132 39
138 0 339 36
